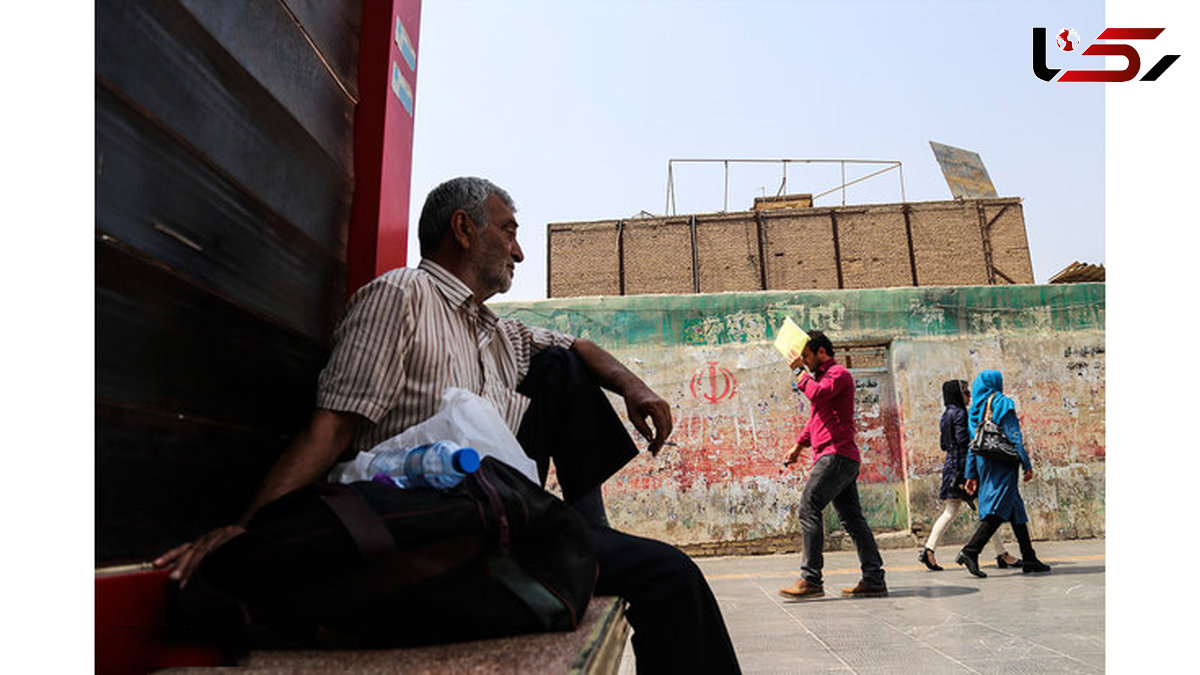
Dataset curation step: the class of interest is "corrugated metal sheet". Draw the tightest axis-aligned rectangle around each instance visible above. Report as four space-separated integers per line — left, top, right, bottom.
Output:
1049 261 1105 283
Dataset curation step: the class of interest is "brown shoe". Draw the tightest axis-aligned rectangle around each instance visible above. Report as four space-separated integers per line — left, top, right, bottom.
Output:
841 580 888 598
779 578 825 600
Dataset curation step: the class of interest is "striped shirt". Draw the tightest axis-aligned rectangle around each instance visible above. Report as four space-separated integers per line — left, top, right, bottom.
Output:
316 259 576 455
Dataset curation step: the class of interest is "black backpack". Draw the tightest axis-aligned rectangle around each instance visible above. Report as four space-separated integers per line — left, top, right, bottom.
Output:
179 457 597 649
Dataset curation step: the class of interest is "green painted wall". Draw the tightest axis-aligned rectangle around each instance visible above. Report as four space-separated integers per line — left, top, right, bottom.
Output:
492 283 1105 549
495 283 1104 348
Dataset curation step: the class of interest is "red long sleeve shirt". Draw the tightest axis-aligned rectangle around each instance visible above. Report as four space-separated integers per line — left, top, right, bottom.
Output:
795 358 860 464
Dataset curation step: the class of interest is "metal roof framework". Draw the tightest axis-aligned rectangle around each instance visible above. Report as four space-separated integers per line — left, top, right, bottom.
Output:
665 157 906 216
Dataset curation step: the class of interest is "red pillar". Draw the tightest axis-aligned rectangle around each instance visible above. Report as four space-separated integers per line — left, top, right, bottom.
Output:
347 0 422 296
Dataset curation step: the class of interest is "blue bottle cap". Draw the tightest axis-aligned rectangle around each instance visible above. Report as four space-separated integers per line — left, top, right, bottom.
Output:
453 447 481 474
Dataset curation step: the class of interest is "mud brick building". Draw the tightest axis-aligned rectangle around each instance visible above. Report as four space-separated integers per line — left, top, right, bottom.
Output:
547 197 1033 297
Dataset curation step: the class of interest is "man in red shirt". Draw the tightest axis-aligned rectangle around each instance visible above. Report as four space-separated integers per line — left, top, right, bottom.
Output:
779 330 887 599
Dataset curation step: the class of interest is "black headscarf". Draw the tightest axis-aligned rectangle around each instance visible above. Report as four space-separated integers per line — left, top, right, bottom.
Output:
942 379 967 408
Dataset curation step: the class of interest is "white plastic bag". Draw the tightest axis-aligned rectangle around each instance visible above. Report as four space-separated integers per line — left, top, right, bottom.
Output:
328 388 539 485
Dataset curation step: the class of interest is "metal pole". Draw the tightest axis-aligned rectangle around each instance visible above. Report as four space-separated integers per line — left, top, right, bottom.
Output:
690 214 700 293
617 221 626 295
754 210 768 290
665 161 673 216
841 161 847 206
723 160 729 212
813 164 903 201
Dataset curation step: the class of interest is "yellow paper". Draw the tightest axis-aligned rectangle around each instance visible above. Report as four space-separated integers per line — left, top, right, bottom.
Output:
773 318 809 367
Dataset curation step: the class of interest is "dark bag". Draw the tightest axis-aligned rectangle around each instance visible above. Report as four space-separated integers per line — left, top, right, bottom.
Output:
969 394 1022 465
181 457 597 648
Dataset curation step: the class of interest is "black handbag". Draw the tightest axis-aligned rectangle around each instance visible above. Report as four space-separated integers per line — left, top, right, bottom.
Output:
969 394 1022 465
177 457 598 649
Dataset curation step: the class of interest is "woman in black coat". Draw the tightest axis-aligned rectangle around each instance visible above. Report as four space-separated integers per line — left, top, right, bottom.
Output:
918 380 1021 570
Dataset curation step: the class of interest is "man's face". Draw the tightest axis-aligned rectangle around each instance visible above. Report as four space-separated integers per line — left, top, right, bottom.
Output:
800 345 821 371
469 194 524 298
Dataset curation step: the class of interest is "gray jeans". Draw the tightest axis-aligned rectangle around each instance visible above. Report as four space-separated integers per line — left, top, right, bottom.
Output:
798 453 885 586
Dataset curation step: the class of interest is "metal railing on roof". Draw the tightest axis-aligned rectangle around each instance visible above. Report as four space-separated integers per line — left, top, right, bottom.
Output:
665 157 906 216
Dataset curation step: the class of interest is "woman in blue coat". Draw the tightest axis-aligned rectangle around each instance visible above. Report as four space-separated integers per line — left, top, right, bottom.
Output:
918 379 1019 571
955 370 1051 577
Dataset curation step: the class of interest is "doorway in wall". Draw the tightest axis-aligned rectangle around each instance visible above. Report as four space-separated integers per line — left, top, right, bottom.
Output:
841 341 906 531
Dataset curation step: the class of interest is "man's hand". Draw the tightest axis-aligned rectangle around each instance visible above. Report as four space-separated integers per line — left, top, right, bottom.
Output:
570 339 674 455
153 524 246 587
153 408 359 587
782 440 809 467
963 479 978 496
786 348 804 370
624 386 673 456
1023 468 1034 483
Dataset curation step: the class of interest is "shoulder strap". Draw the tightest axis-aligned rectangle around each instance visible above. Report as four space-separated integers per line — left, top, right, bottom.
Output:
970 395 993 448
485 550 573 630
318 484 398 559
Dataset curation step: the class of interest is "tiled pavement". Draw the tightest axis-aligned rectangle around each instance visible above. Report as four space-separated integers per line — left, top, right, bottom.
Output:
619 538 1104 673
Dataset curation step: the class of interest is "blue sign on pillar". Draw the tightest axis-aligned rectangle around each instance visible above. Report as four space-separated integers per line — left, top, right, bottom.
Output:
395 16 417 70
391 61 414 116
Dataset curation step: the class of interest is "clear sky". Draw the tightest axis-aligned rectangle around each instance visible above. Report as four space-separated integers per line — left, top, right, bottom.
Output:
408 0 1107 300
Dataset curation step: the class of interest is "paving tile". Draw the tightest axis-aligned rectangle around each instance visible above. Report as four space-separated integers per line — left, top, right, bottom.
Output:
849 664 974 675
690 538 1105 674
958 655 1103 674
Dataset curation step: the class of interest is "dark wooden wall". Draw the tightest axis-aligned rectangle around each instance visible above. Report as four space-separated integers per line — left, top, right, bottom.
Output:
96 0 362 564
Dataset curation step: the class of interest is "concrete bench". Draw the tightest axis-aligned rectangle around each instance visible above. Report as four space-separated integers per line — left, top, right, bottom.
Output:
186 597 631 674
96 565 630 675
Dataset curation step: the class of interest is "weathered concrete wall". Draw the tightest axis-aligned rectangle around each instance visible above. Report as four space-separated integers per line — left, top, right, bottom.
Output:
894 334 1106 542
547 198 1034 297
493 283 1103 549
585 341 910 547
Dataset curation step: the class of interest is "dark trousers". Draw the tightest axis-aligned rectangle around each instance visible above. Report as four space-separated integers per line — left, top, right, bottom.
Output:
517 347 740 674
798 453 885 586
962 514 1038 561
516 346 637 525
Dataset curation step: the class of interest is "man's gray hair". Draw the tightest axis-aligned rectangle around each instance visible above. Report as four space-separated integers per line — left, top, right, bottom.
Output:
418 177 515 255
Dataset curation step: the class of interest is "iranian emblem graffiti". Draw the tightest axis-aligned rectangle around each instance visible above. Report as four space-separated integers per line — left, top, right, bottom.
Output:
689 362 738 404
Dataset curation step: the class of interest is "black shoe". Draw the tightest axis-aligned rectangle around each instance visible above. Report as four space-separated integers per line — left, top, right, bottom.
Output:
918 548 943 571
996 554 1022 569
1022 558 1051 574
956 551 987 578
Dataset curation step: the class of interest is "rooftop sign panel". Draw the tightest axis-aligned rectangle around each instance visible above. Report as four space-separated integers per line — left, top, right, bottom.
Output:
929 141 998 199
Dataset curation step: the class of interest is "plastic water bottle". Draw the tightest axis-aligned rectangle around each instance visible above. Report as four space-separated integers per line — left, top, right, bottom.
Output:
367 441 481 489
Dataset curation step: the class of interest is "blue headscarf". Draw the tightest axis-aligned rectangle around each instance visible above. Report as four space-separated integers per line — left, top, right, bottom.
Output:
968 370 1015 434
